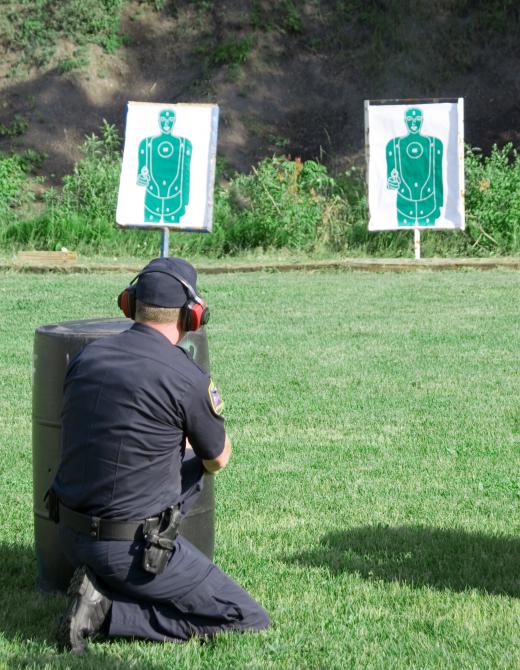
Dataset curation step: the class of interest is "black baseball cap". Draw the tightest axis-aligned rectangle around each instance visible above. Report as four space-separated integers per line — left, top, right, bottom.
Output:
135 257 197 308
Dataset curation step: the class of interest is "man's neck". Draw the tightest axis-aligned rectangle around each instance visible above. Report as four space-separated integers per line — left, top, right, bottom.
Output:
137 321 184 346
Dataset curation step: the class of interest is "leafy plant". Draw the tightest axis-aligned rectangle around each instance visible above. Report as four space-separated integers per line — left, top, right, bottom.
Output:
0 114 29 138
465 144 520 252
57 47 90 74
283 0 303 34
0 151 41 225
4 116 520 260
211 36 253 67
0 0 125 71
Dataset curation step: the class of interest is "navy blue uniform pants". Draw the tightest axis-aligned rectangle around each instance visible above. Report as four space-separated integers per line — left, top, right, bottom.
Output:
58 458 269 642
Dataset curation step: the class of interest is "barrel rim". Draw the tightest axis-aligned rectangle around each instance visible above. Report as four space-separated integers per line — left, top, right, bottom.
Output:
35 317 132 337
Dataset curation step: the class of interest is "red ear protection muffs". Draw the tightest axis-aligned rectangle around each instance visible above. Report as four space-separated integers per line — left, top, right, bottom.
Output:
117 284 137 320
117 269 210 331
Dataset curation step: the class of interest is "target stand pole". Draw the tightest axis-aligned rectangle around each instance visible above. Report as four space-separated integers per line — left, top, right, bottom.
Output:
160 228 170 258
414 228 421 260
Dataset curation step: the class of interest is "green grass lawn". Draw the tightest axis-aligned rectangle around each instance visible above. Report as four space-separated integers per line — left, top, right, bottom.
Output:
0 267 519 669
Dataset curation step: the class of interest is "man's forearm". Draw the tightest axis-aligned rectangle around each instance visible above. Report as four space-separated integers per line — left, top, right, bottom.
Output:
202 434 232 474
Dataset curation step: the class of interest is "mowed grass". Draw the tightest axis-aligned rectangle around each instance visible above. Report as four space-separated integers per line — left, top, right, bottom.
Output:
0 267 519 669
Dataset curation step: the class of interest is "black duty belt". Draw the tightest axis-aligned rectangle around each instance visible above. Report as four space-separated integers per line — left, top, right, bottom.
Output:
59 502 160 541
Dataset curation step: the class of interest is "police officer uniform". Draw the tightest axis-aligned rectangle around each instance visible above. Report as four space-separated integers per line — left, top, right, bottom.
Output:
52 257 269 646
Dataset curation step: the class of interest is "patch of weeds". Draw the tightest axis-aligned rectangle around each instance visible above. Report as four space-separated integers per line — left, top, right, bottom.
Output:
268 134 291 150
57 47 90 74
252 0 302 33
130 9 146 21
215 156 234 181
211 36 253 67
283 0 303 34
44 121 121 224
465 143 520 253
17 150 47 173
203 34 254 80
139 0 168 9
206 156 341 254
4 116 520 259
224 62 242 82
0 0 125 72
251 0 272 30
0 151 43 224
0 114 29 138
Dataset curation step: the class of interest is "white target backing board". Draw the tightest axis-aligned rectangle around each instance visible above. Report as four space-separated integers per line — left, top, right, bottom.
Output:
365 98 464 231
116 101 219 232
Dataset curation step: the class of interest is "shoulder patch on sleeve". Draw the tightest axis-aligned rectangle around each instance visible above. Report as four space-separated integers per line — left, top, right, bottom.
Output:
208 379 224 416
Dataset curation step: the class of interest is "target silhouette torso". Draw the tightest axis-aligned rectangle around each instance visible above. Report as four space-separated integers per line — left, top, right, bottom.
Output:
137 109 192 224
386 108 444 227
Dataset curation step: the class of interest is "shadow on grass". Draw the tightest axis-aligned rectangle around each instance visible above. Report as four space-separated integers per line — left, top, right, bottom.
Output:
0 543 151 668
290 525 520 597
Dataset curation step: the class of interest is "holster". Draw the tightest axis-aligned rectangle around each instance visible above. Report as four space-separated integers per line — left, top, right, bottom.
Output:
142 505 182 575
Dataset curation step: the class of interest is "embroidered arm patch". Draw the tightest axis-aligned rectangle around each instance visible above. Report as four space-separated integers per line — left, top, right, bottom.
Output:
208 379 224 416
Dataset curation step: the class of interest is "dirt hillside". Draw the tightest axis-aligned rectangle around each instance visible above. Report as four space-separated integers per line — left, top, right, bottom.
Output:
1 1 519 182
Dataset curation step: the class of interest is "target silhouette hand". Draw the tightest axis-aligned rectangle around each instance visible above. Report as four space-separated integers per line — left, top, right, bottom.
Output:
137 166 150 186
387 169 400 190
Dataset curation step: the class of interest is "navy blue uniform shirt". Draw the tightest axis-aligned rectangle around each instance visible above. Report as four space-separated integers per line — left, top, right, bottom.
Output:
53 323 225 519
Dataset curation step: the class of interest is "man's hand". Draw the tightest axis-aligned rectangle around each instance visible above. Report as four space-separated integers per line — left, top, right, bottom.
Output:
202 434 232 474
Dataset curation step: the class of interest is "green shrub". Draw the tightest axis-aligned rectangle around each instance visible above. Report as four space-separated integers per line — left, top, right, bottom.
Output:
214 157 336 253
0 152 40 225
283 0 303 34
4 119 520 258
0 0 125 70
465 144 520 252
211 37 253 66
0 122 154 255
162 157 343 257
0 114 29 138
1 121 140 254
55 121 122 221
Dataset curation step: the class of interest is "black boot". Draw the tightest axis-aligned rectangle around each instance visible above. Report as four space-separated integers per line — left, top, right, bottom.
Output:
57 565 112 654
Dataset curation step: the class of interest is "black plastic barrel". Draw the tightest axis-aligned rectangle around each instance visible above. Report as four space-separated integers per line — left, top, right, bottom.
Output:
33 318 215 594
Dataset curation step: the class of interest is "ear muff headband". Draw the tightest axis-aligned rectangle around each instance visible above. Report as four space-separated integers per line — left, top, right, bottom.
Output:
117 269 210 331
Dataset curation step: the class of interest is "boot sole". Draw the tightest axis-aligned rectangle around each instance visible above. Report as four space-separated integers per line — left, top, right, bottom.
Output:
57 566 91 654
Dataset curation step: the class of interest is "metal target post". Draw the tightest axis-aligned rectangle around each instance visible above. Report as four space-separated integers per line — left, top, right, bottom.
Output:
160 228 170 257
414 228 421 260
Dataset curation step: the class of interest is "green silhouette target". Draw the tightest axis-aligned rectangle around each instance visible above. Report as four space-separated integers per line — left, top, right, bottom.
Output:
117 102 219 232
365 99 464 231
386 108 443 227
137 109 192 224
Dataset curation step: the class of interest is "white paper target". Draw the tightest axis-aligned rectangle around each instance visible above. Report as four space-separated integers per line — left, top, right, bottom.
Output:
116 102 219 232
365 99 464 231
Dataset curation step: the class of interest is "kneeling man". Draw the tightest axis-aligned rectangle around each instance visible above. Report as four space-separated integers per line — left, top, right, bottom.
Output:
51 256 269 652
